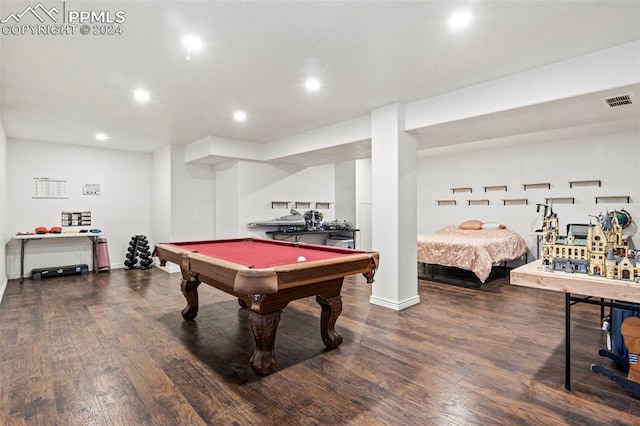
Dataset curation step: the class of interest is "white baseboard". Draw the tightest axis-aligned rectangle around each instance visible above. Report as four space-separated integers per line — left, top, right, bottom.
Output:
369 294 421 311
6 271 21 280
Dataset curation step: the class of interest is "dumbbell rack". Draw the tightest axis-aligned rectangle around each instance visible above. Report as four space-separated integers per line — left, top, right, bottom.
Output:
124 235 153 270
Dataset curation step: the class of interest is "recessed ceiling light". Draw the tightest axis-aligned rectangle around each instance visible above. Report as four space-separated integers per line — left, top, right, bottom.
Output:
305 78 321 92
95 133 109 141
183 35 203 60
233 110 247 122
133 88 150 103
448 10 472 29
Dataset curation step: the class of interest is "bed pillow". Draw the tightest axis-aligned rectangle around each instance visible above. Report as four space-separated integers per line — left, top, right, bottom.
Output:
482 222 506 229
459 219 483 230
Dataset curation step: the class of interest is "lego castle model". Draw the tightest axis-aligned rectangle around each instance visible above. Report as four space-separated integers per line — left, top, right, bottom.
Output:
540 209 639 281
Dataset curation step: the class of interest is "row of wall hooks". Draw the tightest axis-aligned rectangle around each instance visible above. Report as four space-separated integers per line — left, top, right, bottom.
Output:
450 180 607 193
436 196 631 206
441 179 629 206
271 201 333 209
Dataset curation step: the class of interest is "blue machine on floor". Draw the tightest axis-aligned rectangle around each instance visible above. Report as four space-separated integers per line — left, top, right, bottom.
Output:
591 302 640 397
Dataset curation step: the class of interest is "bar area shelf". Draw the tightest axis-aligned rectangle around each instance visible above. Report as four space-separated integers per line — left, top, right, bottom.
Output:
451 187 472 194
436 200 457 206
502 198 528 206
569 180 601 188
483 185 507 192
523 182 550 190
467 199 490 206
545 197 575 204
295 201 312 209
595 195 630 204
271 201 291 209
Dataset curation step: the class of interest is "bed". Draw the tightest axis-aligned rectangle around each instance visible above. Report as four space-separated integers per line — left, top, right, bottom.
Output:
417 222 528 283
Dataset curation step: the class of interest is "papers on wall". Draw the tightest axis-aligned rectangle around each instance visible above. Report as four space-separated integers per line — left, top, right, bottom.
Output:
61 211 92 227
32 177 68 199
82 183 101 196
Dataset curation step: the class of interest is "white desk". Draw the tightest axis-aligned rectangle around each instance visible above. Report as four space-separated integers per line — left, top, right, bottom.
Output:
510 260 640 390
12 232 103 283
511 260 640 302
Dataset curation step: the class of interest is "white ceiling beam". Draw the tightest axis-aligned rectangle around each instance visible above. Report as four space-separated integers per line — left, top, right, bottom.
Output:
184 135 264 164
405 41 640 132
263 115 371 162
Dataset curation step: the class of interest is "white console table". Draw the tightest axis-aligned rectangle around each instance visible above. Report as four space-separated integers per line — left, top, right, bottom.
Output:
12 232 103 283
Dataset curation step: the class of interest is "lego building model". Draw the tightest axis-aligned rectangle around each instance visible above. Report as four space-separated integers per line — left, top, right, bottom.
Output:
540 209 639 281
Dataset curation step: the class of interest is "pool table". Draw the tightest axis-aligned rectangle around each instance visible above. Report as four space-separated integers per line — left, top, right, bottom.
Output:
153 238 379 375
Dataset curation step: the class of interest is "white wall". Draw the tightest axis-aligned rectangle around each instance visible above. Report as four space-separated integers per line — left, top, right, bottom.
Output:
235 161 335 243
334 160 356 223
158 157 334 248
417 129 640 260
0 120 7 301
151 146 172 244
5 140 152 278
170 145 215 241
214 161 240 239
0 23 6 301
355 158 372 250
151 145 216 272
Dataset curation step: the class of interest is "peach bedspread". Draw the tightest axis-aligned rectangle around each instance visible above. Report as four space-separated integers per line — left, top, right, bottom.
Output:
417 226 528 283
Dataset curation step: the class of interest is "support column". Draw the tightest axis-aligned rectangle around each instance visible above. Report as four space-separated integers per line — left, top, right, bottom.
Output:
370 104 419 310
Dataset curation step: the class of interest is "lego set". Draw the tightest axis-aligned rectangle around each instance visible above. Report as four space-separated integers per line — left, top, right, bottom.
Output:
540 209 638 281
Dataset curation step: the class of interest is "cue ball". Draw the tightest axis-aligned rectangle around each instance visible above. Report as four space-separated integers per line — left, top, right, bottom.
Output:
297 256 306 262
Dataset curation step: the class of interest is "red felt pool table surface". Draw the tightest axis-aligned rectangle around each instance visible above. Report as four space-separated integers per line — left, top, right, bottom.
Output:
167 238 356 269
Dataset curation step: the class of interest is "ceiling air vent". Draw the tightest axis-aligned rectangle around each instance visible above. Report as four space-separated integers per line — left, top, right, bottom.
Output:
600 93 636 108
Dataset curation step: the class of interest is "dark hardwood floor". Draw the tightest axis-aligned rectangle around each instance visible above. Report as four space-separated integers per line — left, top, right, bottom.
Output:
1 267 639 425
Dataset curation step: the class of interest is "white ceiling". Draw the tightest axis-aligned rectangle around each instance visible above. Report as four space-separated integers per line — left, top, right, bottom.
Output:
1 1 640 164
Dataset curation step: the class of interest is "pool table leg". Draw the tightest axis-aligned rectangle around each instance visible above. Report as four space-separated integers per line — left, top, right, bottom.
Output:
316 294 343 348
180 278 201 320
248 310 281 376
